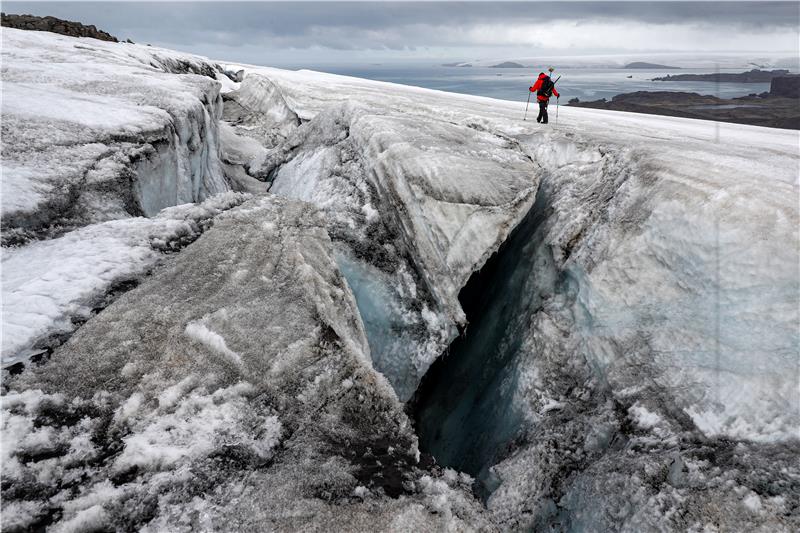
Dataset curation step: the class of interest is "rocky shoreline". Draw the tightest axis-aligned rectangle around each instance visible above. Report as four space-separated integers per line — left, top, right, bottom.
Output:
569 77 800 129
653 68 790 82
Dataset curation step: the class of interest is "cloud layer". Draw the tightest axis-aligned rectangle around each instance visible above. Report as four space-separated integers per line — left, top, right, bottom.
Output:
4 2 798 65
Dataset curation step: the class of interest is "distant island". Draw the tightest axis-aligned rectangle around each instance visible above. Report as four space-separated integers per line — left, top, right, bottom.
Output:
653 69 790 83
624 62 680 69
490 61 526 68
441 62 472 67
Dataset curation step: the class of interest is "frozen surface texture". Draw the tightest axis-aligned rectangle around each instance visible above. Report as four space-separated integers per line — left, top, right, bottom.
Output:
220 61 798 530
2 30 799 532
265 94 539 401
1 28 231 244
226 63 798 439
221 73 300 151
0 28 248 363
2 192 249 362
2 196 489 532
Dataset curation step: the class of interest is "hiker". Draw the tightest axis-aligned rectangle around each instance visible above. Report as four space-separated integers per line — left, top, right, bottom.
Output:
529 71 559 124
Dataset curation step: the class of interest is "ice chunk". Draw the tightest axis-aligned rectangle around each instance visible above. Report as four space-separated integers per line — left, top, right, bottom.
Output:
2 192 249 363
221 73 300 151
1 28 230 241
268 101 539 398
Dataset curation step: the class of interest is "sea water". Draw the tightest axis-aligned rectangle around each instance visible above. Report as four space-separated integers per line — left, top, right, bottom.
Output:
303 64 775 103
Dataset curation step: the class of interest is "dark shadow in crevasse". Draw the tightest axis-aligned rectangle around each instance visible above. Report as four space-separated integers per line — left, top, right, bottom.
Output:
411 183 555 501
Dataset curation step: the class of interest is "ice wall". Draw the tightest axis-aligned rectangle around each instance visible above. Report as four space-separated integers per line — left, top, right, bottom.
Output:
131 87 228 216
1 28 237 364
266 102 540 400
414 133 800 531
0 28 230 244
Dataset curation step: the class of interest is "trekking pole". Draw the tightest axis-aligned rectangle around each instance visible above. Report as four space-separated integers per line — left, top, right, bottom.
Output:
523 91 531 121
556 98 559 125
551 75 561 126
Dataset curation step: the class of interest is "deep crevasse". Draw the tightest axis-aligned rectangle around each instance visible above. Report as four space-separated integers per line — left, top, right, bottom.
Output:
247 62 798 449
414 134 799 530
266 101 540 401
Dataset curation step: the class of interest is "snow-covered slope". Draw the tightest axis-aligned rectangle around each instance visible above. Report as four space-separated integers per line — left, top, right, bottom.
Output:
2 29 798 532
2 192 249 363
227 61 798 440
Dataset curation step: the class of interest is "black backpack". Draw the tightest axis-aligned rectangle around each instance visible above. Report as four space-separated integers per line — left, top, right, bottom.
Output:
537 76 554 98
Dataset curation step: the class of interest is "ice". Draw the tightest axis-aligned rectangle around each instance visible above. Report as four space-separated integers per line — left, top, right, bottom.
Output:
1 192 249 363
2 195 486 531
334 250 439 398
228 61 798 427
114 382 279 471
216 63 797 531
628 403 664 430
184 319 245 367
265 100 539 399
413 129 798 529
0 28 270 364
221 73 300 148
1 28 231 241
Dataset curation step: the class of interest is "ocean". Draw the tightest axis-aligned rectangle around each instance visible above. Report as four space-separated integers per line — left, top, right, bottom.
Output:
308 64 775 103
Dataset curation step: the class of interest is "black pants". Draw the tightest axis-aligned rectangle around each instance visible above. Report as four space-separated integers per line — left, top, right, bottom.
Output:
537 100 549 123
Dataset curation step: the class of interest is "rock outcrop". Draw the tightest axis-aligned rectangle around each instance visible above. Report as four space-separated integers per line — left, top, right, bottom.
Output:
1 13 118 42
770 74 800 98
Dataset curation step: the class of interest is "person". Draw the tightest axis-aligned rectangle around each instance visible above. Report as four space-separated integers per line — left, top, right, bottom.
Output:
529 70 559 124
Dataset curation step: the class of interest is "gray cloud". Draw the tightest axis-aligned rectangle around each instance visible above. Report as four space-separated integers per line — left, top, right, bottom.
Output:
3 2 798 64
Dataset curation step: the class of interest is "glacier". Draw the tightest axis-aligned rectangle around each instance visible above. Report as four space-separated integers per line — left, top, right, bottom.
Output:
2 27 798 532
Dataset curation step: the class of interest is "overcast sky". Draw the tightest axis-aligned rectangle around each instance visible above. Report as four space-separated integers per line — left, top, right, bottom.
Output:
4 2 798 66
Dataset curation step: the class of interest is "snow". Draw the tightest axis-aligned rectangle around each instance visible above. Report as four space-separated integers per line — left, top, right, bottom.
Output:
2 192 249 363
629 403 664 429
225 58 798 442
265 98 539 399
114 383 279 471
185 318 244 367
51 505 109 533
216 48 797 531
3 194 485 531
0 28 263 363
742 492 764 513
1 28 230 237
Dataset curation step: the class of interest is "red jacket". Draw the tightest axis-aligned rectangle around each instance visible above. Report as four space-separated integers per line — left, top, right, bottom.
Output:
530 73 559 101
